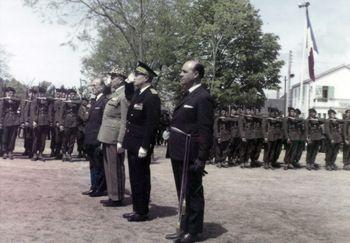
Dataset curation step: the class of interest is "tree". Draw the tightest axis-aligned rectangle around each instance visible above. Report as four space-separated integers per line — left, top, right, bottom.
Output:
24 0 284 108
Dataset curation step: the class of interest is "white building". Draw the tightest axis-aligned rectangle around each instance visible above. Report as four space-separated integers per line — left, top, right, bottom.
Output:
291 64 350 119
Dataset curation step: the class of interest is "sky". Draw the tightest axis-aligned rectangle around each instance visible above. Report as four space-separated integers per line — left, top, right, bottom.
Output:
0 0 349 88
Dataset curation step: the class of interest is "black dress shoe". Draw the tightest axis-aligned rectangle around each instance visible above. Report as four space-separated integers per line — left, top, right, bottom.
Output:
103 200 124 207
81 189 94 195
127 213 148 222
165 231 184 240
123 212 135 219
89 191 107 197
180 233 199 243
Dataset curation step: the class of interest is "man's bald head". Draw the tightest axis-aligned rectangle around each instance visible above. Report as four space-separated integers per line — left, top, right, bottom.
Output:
90 78 105 95
180 60 205 90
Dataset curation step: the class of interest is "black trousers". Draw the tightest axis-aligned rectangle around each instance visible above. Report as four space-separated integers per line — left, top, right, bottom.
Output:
2 126 18 153
23 127 33 153
171 159 204 234
77 130 85 154
85 144 105 192
343 143 350 165
127 151 151 216
264 139 282 164
240 139 255 164
0 129 3 154
215 140 230 163
228 137 241 163
294 141 305 163
53 126 63 155
284 140 303 165
49 125 56 151
306 140 321 164
325 140 340 166
62 127 77 154
32 125 49 154
251 138 264 162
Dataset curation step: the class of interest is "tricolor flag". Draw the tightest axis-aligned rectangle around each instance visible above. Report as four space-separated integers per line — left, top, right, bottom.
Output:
306 8 318 81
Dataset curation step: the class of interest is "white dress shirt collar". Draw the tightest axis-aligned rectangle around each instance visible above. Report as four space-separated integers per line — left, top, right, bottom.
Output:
188 83 201 93
140 84 151 94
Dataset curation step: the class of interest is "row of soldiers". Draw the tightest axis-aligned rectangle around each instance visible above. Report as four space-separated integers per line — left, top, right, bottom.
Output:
213 106 350 171
0 86 90 161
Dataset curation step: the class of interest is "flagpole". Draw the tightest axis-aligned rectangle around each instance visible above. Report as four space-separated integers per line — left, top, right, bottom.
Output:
298 1 310 115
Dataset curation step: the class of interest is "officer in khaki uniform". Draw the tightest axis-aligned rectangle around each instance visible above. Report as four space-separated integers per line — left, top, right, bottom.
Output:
324 109 342 170
343 110 350 170
0 87 21 159
123 62 161 222
60 89 82 161
305 108 324 170
97 67 131 207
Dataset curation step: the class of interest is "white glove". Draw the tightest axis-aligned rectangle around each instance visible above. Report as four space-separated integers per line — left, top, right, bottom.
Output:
138 147 147 158
117 142 124 154
126 72 135 84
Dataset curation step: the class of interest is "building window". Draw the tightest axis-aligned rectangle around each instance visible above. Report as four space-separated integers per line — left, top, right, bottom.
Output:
315 85 335 102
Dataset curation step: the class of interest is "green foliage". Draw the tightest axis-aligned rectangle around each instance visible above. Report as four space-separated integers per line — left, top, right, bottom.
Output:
24 0 284 108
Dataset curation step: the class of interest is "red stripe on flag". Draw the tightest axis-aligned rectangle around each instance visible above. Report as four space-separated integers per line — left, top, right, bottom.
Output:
308 47 315 81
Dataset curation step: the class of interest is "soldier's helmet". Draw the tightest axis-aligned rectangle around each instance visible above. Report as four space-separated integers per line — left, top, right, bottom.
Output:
328 109 336 115
5 87 16 93
309 108 317 114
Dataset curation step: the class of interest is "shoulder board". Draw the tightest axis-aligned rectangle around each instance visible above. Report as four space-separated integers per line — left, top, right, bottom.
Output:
111 97 118 101
150 88 158 95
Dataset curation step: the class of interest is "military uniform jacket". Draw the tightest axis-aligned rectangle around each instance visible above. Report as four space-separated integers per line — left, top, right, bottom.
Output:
123 86 161 153
20 99 32 125
214 116 231 142
0 98 21 127
78 104 89 132
167 86 214 162
238 115 255 140
60 99 82 128
228 116 240 138
30 97 53 126
325 119 343 143
265 117 283 141
98 86 129 145
343 118 350 141
52 99 64 124
305 118 324 141
253 116 265 139
84 95 108 145
283 117 304 141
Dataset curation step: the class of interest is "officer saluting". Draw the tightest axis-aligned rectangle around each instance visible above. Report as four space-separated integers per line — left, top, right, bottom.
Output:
123 61 161 222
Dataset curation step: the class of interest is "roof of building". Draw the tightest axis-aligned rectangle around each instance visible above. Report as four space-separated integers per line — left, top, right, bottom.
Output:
292 64 350 89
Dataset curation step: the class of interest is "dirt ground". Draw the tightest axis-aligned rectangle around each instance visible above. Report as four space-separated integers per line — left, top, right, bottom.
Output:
1 141 350 243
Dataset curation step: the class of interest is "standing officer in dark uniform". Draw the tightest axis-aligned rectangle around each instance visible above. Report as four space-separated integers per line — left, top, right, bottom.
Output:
293 108 305 167
30 86 53 161
82 78 108 197
251 107 264 167
227 106 241 166
166 60 214 243
77 97 89 158
21 87 37 158
0 87 21 159
343 110 350 170
238 106 255 168
51 88 66 159
305 108 324 170
123 62 161 222
324 109 342 170
60 89 81 162
214 108 230 168
263 108 283 169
